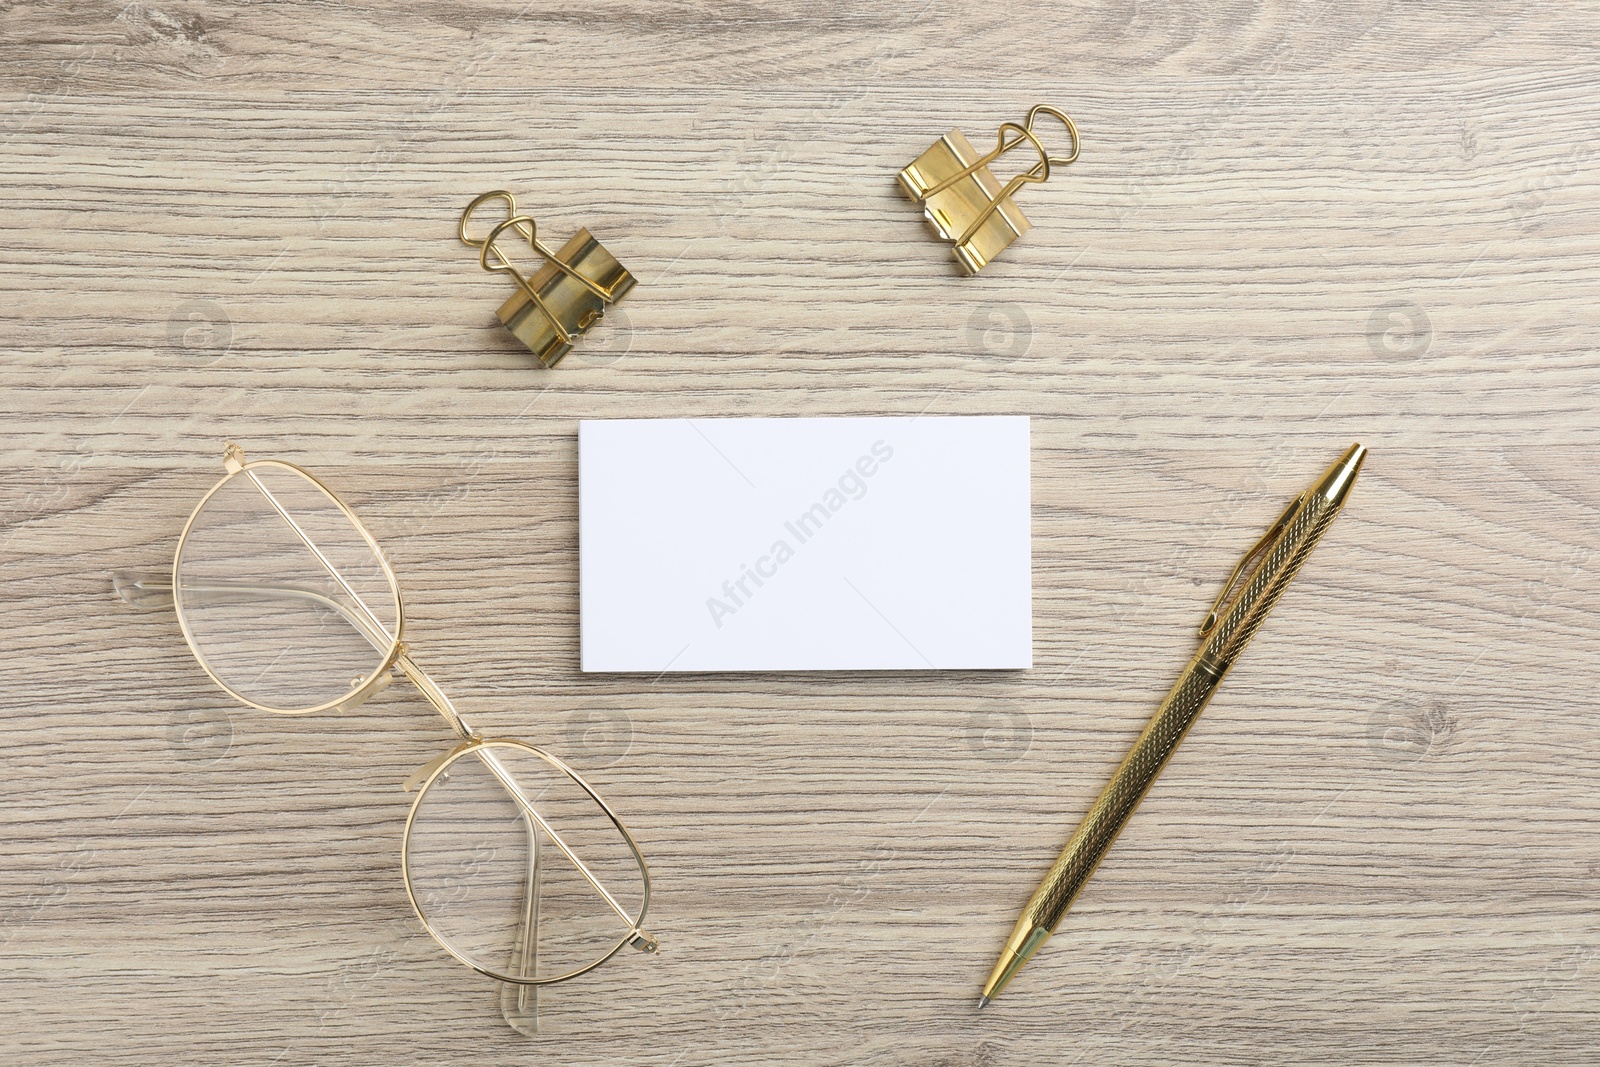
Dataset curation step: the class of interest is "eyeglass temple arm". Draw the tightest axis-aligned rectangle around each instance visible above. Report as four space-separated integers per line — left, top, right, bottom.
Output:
501 813 541 1030
111 571 476 739
113 572 391 649
235 467 398 653
474 745 656 950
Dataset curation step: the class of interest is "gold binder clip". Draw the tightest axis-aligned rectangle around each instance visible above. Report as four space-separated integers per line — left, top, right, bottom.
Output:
458 190 636 367
898 105 1081 275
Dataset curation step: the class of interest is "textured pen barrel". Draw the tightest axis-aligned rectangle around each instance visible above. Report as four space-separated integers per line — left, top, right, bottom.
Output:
982 445 1366 1005
1026 491 1344 930
1025 662 1223 929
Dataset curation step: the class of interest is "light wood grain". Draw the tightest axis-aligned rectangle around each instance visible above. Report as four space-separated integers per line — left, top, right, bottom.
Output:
2 2 1598 1064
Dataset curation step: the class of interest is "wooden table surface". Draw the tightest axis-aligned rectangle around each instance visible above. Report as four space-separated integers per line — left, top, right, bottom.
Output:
3 3 1598 1064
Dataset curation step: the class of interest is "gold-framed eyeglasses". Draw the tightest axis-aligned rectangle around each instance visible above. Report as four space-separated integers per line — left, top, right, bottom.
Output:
115 443 656 1034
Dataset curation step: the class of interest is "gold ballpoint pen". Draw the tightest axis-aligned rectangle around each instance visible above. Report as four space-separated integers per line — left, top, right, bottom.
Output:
979 442 1368 1008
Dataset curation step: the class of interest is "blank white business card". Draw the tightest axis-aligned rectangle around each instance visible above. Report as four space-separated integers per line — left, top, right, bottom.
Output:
578 416 1031 672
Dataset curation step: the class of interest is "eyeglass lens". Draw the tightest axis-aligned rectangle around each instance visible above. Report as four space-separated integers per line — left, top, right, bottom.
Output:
173 464 399 712
406 741 648 983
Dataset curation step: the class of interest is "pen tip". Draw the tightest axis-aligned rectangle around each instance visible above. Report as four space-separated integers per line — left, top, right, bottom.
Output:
1313 442 1368 507
977 995 990 1010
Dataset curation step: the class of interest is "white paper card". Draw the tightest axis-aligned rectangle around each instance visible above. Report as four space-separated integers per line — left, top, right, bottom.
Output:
579 416 1031 672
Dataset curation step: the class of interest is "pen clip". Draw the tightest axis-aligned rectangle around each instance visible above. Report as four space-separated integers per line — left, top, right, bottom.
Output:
1199 494 1304 639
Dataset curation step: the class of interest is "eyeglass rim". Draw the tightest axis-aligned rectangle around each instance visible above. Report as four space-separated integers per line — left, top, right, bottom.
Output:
400 737 654 987
171 454 407 716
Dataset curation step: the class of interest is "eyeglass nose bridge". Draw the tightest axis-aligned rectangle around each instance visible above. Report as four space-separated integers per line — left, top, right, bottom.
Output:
393 650 476 741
